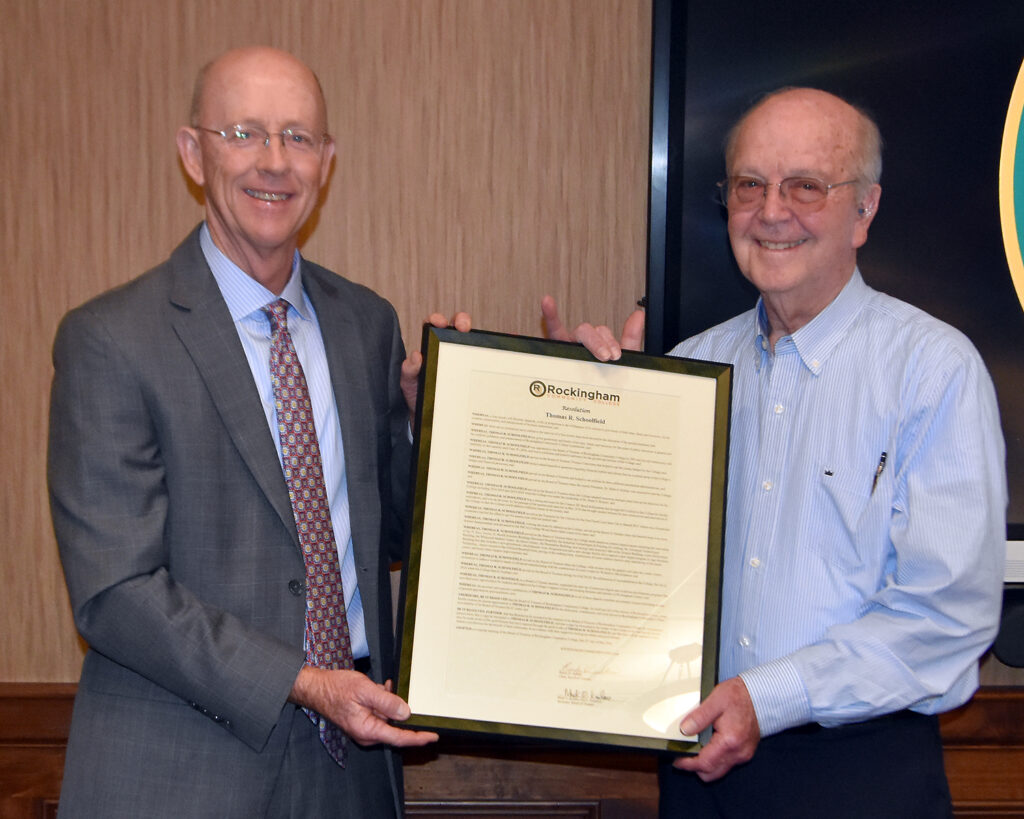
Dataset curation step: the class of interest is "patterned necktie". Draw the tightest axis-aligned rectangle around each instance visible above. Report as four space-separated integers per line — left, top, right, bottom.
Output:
264 298 353 765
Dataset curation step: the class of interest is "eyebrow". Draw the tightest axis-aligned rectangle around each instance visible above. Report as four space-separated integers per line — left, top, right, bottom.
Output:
225 118 321 131
731 168 830 179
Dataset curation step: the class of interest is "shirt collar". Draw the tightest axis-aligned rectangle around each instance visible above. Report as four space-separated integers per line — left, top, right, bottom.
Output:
199 223 308 322
752 304 771 372
751 269 869 375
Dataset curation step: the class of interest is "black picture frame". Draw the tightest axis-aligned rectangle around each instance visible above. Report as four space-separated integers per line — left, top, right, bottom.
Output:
397 326 731 752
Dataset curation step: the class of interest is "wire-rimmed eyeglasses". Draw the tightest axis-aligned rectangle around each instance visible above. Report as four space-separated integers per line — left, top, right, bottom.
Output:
195 124 330 155
716 176 859 212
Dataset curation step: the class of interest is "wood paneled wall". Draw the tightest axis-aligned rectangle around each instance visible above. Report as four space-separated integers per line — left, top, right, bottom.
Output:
4 684 1024 817
1 0 652 681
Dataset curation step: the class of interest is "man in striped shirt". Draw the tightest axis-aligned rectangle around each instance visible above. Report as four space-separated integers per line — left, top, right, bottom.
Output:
546 87 1006 818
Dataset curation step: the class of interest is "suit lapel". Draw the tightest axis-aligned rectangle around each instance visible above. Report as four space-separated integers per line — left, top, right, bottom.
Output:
165 233 298 547
302 262 377 509
303 264 385 650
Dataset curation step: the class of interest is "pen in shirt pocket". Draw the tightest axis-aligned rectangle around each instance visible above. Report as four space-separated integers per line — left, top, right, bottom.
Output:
871 451 887 495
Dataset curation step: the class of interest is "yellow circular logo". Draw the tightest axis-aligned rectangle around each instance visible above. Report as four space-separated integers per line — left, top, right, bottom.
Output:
1000 59 1024 315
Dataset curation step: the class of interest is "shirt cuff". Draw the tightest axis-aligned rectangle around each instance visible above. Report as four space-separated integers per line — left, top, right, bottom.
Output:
739 656 813 737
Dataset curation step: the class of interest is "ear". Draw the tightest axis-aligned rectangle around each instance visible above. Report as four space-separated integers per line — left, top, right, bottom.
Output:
852 183 881 248
318 137 336 187
176 126 206 187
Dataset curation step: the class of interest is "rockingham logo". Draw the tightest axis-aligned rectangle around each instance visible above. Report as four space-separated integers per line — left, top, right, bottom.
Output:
1000 58 1024 316
527 379 620 403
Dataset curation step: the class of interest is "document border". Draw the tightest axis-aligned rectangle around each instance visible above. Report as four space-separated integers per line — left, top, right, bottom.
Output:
397 327 731 753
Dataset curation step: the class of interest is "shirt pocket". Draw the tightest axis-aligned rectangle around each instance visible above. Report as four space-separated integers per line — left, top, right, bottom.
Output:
819 462 873 536
808 459 884 574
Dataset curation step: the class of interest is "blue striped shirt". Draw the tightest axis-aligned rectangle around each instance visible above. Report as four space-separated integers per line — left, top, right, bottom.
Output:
671 270 1006 735
199 225 368 659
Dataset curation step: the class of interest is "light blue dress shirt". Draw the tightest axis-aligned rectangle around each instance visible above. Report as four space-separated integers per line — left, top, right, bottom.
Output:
199 224 368 659
671 270 1006 736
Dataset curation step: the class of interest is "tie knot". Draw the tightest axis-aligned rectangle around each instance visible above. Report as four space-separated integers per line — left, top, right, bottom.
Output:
263 298 290 333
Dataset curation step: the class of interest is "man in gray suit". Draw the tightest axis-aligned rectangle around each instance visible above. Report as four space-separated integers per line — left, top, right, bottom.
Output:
48 46 444 817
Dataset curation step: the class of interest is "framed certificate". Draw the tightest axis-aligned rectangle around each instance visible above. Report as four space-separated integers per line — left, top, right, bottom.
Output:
397 327 731 753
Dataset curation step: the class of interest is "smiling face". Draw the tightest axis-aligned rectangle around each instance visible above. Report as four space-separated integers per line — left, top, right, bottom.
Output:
725 89 881 335
176 47 335 291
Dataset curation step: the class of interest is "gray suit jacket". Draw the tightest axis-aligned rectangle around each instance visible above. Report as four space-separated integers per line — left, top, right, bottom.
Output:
48 228 412 817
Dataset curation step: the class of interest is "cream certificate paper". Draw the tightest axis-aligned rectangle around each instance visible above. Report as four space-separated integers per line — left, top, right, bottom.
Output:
399 329 730 752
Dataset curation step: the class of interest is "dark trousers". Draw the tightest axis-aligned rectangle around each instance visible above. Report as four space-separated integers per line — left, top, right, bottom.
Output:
265 704 398 818
659 710 952 819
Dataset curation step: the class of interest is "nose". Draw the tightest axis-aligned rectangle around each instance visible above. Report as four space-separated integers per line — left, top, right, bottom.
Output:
758 182 792 221
256 134 289 171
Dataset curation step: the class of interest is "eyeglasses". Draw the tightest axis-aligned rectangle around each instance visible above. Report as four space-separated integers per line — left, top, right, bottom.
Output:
195 125 330 154
716 176 859 211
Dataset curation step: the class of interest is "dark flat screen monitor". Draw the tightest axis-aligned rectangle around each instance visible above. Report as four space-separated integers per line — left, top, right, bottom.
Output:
646 0 1024 523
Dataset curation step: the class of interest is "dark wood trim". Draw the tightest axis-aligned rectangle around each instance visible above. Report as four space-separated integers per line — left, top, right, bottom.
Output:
939 688 1024 817
0 684 76 819
405 802 600 818
0 683 77 743
2 684 1022 818
940 687 1024 744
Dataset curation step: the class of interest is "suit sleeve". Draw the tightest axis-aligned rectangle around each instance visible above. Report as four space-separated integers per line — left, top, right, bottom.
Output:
48 305 305 752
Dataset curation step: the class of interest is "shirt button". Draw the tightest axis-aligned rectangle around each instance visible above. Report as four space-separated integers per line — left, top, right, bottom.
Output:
760 337 768 351
762 480 773 492
773 403 784 414
739 636 751 647
749 557 761 568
